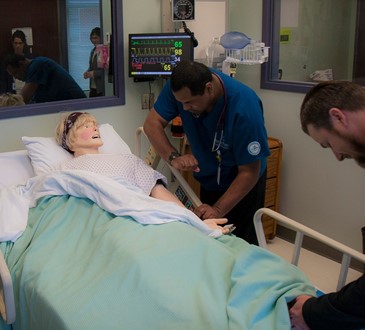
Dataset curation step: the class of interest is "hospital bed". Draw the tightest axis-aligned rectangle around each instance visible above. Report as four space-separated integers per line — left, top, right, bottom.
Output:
0 124 356 329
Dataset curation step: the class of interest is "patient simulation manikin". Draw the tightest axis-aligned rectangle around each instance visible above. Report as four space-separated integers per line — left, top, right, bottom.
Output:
55 112 231 234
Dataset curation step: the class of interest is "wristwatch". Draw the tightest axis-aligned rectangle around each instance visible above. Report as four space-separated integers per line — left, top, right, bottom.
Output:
168 150 180 165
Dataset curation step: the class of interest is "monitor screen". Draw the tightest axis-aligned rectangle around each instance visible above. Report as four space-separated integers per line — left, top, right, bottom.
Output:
128 33 194 80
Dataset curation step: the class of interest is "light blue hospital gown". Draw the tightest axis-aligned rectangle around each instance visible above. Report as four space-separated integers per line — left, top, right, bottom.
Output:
60 154 167 195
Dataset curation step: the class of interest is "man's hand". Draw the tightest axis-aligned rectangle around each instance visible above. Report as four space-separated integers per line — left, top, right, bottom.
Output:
289 295 312 330
171 154 200 172
83 71 93 79
195 203 223 219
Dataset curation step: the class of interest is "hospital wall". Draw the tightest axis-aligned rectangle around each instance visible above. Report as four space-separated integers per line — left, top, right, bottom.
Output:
0 0 363 252
230 0 365 252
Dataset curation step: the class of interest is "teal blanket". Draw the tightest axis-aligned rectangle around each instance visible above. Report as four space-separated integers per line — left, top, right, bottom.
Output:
0 195 315 330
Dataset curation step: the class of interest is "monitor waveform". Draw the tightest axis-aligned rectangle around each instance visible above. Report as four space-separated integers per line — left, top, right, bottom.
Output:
131 39 176 46
131 47 174 57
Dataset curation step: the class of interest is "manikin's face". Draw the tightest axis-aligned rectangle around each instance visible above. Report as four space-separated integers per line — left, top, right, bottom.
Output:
307 124 365 168
70 120 103 155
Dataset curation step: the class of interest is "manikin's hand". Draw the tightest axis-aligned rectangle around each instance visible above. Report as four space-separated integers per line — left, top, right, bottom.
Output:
289 295 312 330
203 218 234 235
171 154 200 172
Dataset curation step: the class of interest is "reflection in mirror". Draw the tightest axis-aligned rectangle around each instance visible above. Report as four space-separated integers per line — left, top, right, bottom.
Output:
261 0 363 93
0 0 124 119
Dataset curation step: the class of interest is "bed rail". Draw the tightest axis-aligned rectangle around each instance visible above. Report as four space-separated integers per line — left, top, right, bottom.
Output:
254 208 365 291
135 127 202 209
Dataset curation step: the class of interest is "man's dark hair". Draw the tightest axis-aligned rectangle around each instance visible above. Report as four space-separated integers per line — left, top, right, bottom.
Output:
300 80 365 134
11 30 27 44
3 53 27 69
170 61 213 95
90 27 101 37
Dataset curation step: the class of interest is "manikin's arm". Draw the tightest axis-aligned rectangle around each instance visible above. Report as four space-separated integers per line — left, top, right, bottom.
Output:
150 184 229 234
150 184 185 207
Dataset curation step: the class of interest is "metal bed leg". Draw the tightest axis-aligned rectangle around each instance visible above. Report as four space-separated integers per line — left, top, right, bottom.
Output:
337 254 351 291
292 232 304 266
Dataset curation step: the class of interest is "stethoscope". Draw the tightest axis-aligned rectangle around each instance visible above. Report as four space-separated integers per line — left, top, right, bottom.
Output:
193 73 227 185
212 74 227 185
211 74 227 152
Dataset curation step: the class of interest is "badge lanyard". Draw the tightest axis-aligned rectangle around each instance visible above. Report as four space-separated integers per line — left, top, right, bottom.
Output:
211 74 227 185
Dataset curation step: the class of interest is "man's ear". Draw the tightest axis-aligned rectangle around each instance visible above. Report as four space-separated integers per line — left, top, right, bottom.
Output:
205 82 213 95
329 108 348 127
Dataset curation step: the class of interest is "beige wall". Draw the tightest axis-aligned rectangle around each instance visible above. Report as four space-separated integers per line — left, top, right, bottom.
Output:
1 0 364 251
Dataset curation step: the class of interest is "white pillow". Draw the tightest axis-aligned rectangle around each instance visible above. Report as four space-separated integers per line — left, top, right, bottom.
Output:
0 150 35 188
22 123 132 175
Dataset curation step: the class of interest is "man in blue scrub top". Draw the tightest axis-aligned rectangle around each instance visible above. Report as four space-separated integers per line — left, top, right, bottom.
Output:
143 61 270 244
4 54 86 104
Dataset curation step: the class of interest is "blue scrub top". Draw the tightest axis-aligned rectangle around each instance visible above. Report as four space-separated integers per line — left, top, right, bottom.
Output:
154 69 270 191
25 57 86 103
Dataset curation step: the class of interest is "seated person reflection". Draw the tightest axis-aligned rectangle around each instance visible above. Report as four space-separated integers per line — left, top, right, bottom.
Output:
4 54 86 104
55 112 231 234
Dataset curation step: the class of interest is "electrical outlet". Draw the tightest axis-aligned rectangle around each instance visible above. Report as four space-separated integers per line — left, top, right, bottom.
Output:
141 93 154 110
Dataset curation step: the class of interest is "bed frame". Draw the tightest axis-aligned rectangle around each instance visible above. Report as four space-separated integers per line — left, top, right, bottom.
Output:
254 208 365 291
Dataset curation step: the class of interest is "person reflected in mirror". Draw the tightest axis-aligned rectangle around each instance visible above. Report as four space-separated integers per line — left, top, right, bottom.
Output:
9 30 33 94
289 81 365 330
55 111 231 235
143 61 270 245
1 29 33 94
11 29 31 57
0 93 25 107
83 27 105 97
4 54 86 104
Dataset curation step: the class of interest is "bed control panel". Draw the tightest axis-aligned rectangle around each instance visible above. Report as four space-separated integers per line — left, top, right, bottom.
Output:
144 146 161 169
173 184 195 211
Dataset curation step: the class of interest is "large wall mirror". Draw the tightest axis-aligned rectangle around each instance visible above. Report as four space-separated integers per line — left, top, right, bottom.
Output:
261 0 365 93
0 0 124 120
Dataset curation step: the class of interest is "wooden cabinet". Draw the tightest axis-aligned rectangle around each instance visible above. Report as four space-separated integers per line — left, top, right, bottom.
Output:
180 137 282 239
263 137 282 239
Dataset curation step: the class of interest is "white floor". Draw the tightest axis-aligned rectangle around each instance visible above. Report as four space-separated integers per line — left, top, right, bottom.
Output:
266 237 363 293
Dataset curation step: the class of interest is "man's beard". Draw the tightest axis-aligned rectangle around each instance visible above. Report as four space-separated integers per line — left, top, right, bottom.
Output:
353 143 365 168
335 129 365 168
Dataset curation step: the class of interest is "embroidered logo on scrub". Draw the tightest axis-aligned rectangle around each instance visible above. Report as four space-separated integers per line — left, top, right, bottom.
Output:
247 141 261 155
